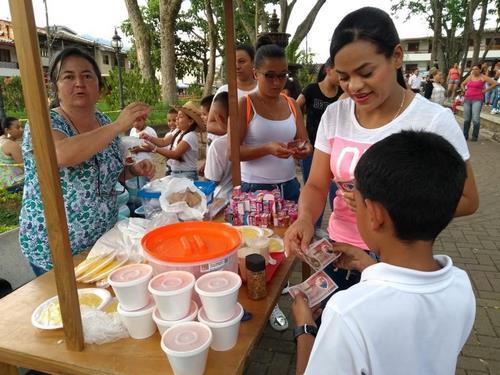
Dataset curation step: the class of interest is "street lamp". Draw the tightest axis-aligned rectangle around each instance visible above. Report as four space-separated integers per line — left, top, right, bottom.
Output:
111 28 125 109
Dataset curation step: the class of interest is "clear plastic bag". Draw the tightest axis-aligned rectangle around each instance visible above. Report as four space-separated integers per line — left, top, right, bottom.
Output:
81 307 129 345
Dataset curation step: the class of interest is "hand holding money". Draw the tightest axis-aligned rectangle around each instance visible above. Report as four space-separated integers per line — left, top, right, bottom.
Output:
289 270 338 308
298 238 342 271
331 243 376 272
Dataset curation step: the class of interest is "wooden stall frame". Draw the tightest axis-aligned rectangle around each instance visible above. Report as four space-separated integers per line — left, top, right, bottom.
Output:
9 0 84 351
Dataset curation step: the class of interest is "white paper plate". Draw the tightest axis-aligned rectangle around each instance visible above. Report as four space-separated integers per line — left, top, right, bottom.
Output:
31 288 111 330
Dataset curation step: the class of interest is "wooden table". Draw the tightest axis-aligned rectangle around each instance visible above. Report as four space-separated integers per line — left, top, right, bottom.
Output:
0 228 296 375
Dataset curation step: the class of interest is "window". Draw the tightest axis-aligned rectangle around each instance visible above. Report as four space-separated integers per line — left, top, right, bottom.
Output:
103 54 109 65
407 42 420 52
485 38 500 50
405 64 418 73
0 49 11 62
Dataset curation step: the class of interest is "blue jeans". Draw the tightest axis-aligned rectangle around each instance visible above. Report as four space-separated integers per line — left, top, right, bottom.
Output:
492 86 500 110
241 178 301 202
171 170 198 180
301 155 337 227
463 99 483 140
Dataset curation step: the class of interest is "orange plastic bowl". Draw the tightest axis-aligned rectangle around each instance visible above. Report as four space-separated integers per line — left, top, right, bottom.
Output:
142 222 242 277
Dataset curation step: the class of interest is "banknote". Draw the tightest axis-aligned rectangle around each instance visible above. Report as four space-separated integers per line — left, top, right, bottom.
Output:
289 270 338 307
299 238 341 271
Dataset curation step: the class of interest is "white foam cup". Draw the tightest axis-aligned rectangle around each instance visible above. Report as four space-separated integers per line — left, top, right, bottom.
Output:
197 302 243 351
161 321 212 375
153 300 198 336
108 263 153 311
117 297 156 339
195 271 242 322
148 271 195 321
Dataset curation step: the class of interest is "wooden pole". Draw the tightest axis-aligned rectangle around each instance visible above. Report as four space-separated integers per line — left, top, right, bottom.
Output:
8 0 84 351
223 0 241 186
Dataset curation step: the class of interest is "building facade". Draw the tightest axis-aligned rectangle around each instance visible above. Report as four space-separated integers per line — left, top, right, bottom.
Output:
0 19 128 78
402 29 500 74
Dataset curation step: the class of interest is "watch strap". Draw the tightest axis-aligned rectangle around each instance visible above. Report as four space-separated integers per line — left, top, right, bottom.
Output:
293 324 318 341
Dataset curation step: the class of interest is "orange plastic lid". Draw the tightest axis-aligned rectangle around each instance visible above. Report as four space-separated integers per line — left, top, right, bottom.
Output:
142 222 241 263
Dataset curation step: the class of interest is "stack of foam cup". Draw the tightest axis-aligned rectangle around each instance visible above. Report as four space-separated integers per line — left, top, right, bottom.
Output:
108 263 156 339
195 271 243 351
161 321 212 375
148 271 198 335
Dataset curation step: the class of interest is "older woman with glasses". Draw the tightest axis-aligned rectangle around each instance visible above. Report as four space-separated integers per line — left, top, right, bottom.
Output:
19 47 154 276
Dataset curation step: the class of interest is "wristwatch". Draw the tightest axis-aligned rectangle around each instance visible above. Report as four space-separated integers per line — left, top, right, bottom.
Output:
293 324 318 342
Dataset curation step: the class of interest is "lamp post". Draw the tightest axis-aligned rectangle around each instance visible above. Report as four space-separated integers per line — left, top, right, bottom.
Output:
111 28 124 109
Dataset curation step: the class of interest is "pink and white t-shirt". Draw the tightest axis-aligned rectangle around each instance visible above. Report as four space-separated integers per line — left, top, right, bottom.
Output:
315 94 470 249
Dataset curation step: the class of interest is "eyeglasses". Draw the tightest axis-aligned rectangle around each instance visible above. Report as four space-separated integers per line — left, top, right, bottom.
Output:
258 71 290 81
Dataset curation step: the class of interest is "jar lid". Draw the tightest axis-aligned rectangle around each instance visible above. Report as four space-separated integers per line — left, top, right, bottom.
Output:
245 253 265 272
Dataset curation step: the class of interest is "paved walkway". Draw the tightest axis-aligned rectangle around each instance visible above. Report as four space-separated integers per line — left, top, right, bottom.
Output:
244 131 500 375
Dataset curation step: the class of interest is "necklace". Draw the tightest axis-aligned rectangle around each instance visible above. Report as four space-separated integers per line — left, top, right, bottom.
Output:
392 89 407 122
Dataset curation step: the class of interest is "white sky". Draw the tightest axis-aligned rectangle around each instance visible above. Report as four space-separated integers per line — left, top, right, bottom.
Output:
0 0 443 63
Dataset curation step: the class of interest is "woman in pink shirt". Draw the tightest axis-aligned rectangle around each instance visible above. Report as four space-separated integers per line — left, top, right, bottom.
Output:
461 64 497 141
447 63 461 99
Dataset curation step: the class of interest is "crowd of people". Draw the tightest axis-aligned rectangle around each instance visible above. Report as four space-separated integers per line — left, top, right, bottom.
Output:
1 5 486 374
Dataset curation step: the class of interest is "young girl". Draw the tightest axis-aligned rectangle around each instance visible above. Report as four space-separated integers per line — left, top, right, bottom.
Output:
0 116 24 190
230 42 311 203
429 70 446 105
285 6 479 295
145 101 204 180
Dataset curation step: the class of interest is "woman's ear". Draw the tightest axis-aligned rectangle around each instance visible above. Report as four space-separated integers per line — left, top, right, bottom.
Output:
392 44 404 69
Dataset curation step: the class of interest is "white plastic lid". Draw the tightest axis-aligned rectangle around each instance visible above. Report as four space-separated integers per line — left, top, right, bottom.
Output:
153 300 198 323
117 296 155 316
108 264 152 286
161 322 212 357
195 271 242 297
148 271 195 295
197 303 244 327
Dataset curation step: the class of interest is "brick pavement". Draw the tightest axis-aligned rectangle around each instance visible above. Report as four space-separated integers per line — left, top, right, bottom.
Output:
244 132 500 375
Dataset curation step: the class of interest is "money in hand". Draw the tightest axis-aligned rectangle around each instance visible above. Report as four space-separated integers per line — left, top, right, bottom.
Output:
289 270 339 307
299 238 341 271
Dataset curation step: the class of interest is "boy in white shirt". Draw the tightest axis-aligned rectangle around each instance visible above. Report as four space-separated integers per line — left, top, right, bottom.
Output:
129 118 157 138
292 131 475 375
204 92 232 199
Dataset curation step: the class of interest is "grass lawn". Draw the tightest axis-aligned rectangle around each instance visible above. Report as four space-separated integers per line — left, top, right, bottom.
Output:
0 189 22 234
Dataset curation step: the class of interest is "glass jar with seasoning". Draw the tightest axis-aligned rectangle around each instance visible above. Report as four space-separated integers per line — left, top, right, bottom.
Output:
246 254 266 300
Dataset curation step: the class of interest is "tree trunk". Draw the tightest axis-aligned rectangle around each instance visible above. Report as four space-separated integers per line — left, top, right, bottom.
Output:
123 0 155 82
159 0 182 105
471 0 488 64
279 0 297 33
203 0 216 97
430 0 442 67
288 0 326 50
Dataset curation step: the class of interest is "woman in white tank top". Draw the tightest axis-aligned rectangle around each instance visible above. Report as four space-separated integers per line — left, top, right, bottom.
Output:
229 42 311 202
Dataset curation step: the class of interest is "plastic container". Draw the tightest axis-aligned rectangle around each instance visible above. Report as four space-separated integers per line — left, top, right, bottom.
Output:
246 236 272 264
116 183 130 206
142 222 241 278
134 205 145 218
193 180 216 204
197 303 243 351
118 205 130 221
153 300 198 336
148 271 195 321
108 264 153 311
117 297 156 339
137 188 162 219
195 271 241 322
161 322 212 375
126 177 147 205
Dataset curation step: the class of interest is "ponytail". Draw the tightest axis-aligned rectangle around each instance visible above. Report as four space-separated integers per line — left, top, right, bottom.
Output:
397 67 407 89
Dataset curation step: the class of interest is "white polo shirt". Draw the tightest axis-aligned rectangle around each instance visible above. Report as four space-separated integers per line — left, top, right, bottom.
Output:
204 135 232 199
305 255 475 375
129 126 157 138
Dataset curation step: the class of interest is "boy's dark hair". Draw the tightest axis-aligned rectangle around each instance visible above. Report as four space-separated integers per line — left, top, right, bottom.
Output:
317 57 334 83
213 91 229 112
200 95 215 110
168 108 178 115
330 7 406 89
1 116 18 136
354 131 466 242
236 44 255 62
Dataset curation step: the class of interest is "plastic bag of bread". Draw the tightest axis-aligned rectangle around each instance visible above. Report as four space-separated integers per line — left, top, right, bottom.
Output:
159 177 207 221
